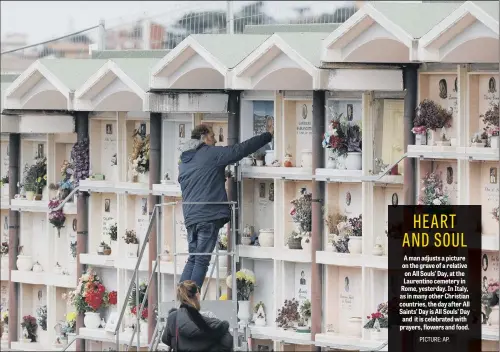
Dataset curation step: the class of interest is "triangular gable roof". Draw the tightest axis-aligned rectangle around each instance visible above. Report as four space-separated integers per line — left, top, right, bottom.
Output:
232 33 319 78
323 3 414 51
76 59 158 99
419 1 499 48
150 34 268 89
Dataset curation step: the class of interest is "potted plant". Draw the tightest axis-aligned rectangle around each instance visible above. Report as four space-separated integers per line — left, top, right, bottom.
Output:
48 199 66 237
471 133 485 148
347 215 362 254
290 188 312 233
16 246 33 271
1 241 8 269
71 138 90 186
21 315 37 342
63 268 114 329
286 231 303 250
297 299 311 333
123 230 139 257
241 225 254 246
275 299 300 329
481 102 499 149
36 305 47 331
129 129 150 183
26 157 48 200
414 99 453 146
21 163 37 201
108 223 118 255
364 302 388 340
253 301 266 326
226 269 255 325
101 242 112 256
252 151 265 166
418 172 450 205
0 175 8 198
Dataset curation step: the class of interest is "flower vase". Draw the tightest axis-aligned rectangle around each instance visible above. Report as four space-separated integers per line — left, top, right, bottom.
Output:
264 150 275 166
415 133 427 146
237 301 251 325
348 237 362 254
347 317 362 337
138 172 149 184
241 237 252 246
26 191 35 201
1 183 8 198
491 136 499 149
110 240 118 256
288 237 302 250
489 306 499 326
84 312 101 329
16 255 33 271
259 229 274 247
371 327 388 340
427 130 440 146
127 243 139 258
326 149 338 169
345 152 362 170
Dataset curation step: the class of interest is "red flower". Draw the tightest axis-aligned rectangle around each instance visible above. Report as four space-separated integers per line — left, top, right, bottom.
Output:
108 291 117 305
131 306 137 315
141 308 148 320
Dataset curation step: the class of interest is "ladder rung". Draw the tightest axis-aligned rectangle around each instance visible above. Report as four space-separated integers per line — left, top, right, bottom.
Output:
173 252 236 256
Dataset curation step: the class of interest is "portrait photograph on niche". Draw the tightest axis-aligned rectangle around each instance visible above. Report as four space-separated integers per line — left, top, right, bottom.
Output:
179 124 185 138
140 123 146 137
490 167 497 184
218 127 224 142
72 218 77 232
489 76 497 93
106 124 112 135
104 199 111 213
37 143 44 158
141 198 147 216
439 78 448 99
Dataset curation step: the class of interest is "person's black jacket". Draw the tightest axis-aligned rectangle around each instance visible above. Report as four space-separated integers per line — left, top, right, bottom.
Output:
162 304 233 352
178 132 273 227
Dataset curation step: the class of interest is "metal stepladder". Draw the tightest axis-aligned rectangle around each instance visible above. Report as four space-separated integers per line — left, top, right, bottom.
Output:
62 166 247 351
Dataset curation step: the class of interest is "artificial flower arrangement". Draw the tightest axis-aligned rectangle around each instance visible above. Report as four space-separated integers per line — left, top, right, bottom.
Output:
322 110 363 157
63 268 115 314
413 99 453 136
21 315 37 342
492 207 499 222
276 298 300 329
349 215 362 237
481 102 499 138
21 157 47 197
218 226 228 251
129 282 148 321
108 223 118 242
364 302 388 330
129 129 150 179
324 209 349 252
333 217 353 253
226 269 256 301
286 231 303 249
123 229 139 244
60 312 77 336
418 171 450 205
298 299 311 329
290 188 312 232
71 138 90 186
0 174 8 187
48 199 66 237
36 305 47 331
49 160 75 200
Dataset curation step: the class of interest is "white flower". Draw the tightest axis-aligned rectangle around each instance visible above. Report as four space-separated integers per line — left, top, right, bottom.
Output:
432 198 441 205
332 128 338 136
82 274 89 281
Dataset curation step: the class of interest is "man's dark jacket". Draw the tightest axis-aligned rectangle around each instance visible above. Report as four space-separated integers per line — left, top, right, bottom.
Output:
178 132 272 227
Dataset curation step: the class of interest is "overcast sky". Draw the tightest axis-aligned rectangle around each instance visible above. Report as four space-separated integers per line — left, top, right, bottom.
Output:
1 1 351 45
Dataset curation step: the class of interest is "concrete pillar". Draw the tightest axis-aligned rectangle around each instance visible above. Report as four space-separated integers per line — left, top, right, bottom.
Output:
75 112 90 352
148 112 161 340
8 133 20 347
226 90 241 299
311 90 325 347
403 65 419 205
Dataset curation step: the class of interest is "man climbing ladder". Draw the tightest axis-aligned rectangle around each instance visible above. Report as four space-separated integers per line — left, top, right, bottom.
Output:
178 124 274 288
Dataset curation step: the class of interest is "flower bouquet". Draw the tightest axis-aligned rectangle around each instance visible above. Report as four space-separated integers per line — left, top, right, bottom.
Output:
364 302 388 329
276 299 300 329
22 157 47 199
63 268 113 314
36 305 47 331
129 129 150 181
418 171 450 205
322 112 349 157
226 269 256 301
71 138 90 186
21 315 37 342
48 199 66 237
290 188 312 232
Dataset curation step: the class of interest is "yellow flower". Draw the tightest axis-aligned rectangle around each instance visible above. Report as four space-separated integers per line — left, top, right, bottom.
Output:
66 311 77 322
37 177 41 182
43 175 47 180
219 294 227 301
